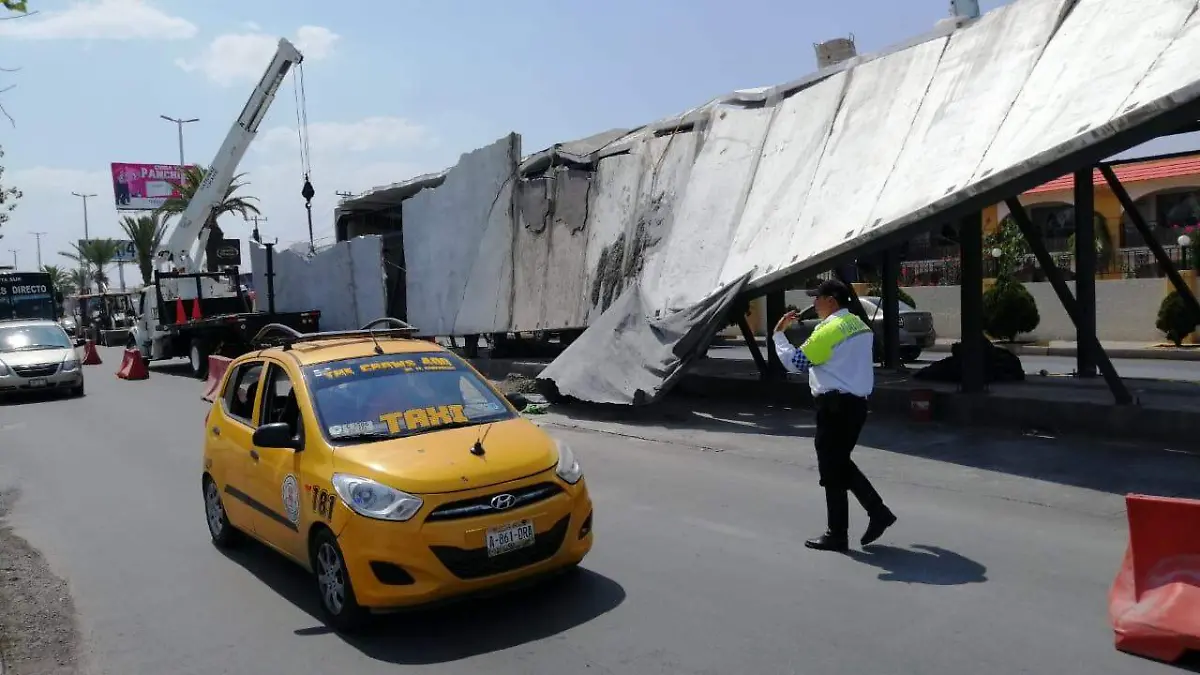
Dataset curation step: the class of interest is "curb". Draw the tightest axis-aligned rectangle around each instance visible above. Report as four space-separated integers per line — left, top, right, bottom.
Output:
925 343 1200 361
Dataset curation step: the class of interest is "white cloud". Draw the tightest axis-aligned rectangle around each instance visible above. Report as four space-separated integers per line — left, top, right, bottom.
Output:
176 25 341 87
257 117 432 155
0 0 197 41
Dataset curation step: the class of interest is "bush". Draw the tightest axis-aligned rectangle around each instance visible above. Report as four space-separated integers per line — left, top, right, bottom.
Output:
1156 291 1200 347
982 278 1040 342
866 284 916 308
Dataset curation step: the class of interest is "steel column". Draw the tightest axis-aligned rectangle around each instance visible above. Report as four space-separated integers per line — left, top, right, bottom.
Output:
736 307 769 377
880 248 901 369
1100 164 1200 319
1005 198 1133 405
959 212 986 393
1074 168 1097 377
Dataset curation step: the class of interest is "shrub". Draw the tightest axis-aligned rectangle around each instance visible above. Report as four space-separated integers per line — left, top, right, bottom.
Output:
866 284 916 308
1156 291 1200 347
982 278 1040 342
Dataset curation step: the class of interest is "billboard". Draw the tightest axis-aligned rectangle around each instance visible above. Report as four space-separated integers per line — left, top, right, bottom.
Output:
212 238 242 266
111 162 187 211
78 239 137 263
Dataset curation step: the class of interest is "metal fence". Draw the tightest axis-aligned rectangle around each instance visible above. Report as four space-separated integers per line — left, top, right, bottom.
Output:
897 245 1194 286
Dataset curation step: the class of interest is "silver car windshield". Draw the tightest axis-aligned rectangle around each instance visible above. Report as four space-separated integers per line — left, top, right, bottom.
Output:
0 325 73 352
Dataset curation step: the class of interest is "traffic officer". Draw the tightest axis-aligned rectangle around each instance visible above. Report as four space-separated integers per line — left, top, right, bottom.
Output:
771 279 897 551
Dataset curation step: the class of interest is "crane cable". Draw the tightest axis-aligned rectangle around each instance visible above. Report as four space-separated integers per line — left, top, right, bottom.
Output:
292 63 317 252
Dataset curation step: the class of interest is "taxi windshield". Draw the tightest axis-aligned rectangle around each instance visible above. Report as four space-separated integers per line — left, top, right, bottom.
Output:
0 325 72 352
303 352 515 443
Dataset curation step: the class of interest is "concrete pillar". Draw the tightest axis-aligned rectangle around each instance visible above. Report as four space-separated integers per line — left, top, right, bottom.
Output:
959 211 986 393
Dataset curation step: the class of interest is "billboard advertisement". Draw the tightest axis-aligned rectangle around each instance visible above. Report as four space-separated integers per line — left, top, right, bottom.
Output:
111 162 187 211
79 239 137 263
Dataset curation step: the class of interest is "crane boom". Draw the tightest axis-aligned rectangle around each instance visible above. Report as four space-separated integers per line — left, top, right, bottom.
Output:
159 38 303 272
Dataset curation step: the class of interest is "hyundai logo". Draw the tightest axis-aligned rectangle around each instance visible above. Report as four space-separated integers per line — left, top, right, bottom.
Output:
490 494 516 510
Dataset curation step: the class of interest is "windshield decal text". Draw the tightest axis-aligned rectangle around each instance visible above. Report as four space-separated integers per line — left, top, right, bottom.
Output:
378 404 469 433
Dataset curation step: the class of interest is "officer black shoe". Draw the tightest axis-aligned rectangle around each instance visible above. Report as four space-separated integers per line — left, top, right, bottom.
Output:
805 532 849 552
861 510 897 547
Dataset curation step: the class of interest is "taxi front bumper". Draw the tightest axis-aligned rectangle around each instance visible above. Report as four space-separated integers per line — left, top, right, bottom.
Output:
336 472 594 610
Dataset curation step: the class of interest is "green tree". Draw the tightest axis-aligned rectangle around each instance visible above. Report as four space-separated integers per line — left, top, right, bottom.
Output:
982 277 1040 342
1156 291 1200 347
68 268 89 294
120 212 169 285
0 147 20 240
3 1 28 12
986 216 1031 280
59 238 122 291
40 264 75 296
156 165 260 271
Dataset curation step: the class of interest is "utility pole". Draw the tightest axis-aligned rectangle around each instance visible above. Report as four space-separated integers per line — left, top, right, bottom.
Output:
245 215 268 244
31 231 46 269
70 192 97 293
160 115 199 165
7 249 16 269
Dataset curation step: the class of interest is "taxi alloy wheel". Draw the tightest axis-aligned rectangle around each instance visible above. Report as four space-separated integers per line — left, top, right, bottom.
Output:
203 477 239 548
312 530 367 632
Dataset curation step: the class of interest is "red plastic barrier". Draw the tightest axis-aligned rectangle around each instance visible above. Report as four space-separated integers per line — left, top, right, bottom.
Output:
81 340 102 365
201 355 232 402
115 348 149 380
1109 494 1200 663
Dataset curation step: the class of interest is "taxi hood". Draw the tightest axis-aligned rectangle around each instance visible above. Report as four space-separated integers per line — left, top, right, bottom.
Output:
332 416 558 494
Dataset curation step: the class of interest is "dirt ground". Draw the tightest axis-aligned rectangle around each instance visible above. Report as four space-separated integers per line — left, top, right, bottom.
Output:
0 489 79 675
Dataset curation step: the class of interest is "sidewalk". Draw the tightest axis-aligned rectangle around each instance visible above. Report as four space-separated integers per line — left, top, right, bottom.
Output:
925 338 1200 361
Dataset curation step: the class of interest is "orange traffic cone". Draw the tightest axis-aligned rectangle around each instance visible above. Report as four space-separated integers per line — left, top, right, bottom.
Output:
175 298 187 324
191 298 203 321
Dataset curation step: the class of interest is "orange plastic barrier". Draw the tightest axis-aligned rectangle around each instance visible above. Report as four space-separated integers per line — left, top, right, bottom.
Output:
115 348 149 380
1109 493 1200 663
80 340 102 365
201 355 233 402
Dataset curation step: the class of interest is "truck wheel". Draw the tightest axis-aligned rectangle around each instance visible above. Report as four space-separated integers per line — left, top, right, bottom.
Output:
190 339 210 380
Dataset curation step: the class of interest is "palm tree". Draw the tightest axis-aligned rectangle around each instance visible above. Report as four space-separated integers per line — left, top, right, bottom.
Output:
40 264 75 296
156 165 260 271
60 239 122 292
69 268 89 295
119 212 170 285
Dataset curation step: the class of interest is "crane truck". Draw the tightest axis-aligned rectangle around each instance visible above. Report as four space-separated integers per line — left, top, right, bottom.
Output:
128 38 321 379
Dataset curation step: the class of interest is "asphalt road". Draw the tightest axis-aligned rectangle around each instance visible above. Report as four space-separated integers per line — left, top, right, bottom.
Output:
2 347 1199 675
709 343 1200 381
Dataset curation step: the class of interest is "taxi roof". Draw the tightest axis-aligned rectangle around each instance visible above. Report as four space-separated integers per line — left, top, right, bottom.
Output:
266 335 449 367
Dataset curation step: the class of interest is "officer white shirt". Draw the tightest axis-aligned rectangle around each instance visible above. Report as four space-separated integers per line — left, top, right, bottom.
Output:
772 308 875 398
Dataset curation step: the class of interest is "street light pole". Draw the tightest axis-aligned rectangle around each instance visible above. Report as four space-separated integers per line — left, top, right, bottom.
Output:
245 215 268 244
31 232 46 268
160 115 199 165
71 192 98 293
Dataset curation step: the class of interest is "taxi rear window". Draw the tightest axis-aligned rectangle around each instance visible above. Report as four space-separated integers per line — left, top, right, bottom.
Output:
303 352 515 443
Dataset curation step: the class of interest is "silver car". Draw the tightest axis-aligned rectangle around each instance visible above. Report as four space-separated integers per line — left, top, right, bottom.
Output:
786 297 936 363
0 319 85 397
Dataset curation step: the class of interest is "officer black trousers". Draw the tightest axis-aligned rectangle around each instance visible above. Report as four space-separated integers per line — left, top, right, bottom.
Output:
813 392 887 537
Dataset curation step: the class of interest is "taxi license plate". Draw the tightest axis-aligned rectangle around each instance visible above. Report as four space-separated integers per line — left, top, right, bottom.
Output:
28 378 47 388
486 520 535 557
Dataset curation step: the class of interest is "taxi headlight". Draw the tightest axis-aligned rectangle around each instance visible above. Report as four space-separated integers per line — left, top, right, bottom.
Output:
330 473 422 522
555 440 583 485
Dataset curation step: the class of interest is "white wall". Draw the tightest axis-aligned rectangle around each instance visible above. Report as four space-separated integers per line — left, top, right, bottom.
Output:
905 278 1168 342
249 237 387 332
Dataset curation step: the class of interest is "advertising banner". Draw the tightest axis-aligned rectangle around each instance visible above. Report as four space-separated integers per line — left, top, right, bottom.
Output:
212 239 242 267
110 162 187 211
79 239 136 263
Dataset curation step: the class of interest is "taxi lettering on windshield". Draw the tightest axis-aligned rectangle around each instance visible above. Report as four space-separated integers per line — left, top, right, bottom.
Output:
359 356 457 374
378 404 469 433
312 366 355 379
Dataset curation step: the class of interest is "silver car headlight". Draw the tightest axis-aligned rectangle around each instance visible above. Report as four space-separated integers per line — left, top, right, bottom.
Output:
330 473 423 522
61 354 80 372
555 440 583 485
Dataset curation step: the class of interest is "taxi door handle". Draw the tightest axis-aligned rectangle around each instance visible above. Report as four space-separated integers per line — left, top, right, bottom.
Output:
249 449 260 462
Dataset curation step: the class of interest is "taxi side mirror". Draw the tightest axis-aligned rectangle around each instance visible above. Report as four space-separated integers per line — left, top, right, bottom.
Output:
253 422 302 451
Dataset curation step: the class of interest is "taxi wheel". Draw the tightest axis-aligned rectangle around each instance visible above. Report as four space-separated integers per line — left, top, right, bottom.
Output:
312 529 368 632
203 476 240 549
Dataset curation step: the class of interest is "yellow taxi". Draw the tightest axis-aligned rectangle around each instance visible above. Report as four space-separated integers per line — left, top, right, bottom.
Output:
201 324 593 631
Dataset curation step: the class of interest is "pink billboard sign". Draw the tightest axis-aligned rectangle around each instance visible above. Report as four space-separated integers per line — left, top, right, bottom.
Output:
111 162 187 211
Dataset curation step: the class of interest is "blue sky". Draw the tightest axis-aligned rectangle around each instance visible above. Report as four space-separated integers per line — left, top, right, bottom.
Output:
0 0 1192 278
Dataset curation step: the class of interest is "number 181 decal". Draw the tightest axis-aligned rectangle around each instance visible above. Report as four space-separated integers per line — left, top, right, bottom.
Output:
306 484 335 521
